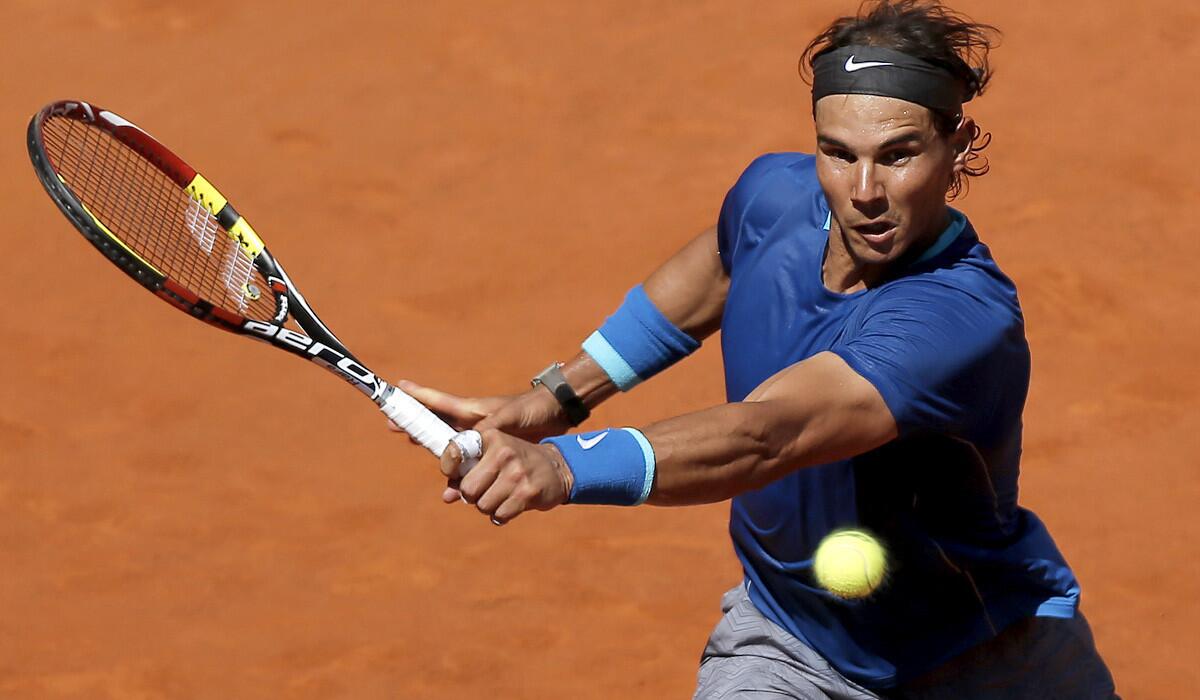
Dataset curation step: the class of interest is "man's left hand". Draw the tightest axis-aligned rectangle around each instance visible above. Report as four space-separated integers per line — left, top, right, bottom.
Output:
441 430 574 525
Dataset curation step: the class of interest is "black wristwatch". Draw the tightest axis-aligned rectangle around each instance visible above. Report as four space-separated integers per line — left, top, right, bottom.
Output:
532 362 590 426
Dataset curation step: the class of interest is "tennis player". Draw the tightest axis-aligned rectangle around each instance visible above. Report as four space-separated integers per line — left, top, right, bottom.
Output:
397 1 1119 696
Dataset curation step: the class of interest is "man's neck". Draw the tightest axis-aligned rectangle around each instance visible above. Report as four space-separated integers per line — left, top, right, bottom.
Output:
822 208 951 294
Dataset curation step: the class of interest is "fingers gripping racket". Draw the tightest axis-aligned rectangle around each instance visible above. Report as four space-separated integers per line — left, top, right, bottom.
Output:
27 100 481 470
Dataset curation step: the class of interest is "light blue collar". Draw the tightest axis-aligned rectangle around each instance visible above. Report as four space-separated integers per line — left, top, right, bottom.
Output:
822 208 965 265
914 210 965 264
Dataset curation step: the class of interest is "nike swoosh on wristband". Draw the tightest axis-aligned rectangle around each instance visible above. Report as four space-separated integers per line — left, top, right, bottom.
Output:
844 56 895 72
577 431 610 450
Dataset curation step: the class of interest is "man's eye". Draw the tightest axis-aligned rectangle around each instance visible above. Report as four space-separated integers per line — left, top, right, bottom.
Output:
881 151 913 166
829 150 854 163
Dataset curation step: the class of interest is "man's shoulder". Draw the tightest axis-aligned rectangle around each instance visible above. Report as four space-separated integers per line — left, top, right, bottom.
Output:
737 152 817 188
872 246 1025 339
722 152 823 238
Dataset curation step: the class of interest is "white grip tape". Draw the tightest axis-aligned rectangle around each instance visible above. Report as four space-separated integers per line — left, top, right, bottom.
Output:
379 388 481 476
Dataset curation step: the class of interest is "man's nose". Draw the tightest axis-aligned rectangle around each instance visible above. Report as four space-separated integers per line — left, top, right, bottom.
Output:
850 162 886 214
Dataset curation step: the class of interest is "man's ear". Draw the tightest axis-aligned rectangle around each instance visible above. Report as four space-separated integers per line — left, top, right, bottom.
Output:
951 116 975 173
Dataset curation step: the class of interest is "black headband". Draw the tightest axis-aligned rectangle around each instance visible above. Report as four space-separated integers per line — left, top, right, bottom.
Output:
811 45 974 116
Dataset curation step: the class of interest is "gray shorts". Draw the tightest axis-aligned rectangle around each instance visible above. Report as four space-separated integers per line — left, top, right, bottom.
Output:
694 585 1119 700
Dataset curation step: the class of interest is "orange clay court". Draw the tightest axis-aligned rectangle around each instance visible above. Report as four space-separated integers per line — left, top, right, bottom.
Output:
0 2 1197 698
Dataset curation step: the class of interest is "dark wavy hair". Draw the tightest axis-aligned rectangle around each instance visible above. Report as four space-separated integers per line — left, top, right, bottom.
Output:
800 1 1000 199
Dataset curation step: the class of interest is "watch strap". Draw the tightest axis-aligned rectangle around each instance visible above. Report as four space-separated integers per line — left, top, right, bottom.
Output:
532 362 590 426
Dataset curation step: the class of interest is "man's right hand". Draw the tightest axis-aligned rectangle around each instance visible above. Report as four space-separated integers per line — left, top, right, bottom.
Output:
390 379 573 443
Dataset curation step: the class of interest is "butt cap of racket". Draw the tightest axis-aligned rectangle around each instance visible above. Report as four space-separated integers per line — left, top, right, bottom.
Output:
450 430 483 476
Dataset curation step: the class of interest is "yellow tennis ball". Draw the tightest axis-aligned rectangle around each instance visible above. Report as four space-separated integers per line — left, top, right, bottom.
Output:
813 529 887 599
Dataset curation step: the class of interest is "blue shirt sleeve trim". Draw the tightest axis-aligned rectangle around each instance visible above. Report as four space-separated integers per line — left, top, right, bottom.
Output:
829 346 907 430
1034 596 1078 619
622 428 657 504
583 331 642 391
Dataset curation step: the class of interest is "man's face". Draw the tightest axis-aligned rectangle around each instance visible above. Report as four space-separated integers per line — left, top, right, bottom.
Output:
814 94 964 266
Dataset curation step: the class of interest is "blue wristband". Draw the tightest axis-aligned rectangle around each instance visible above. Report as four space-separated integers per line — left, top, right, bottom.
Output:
542 428 656 506
583 284 700 391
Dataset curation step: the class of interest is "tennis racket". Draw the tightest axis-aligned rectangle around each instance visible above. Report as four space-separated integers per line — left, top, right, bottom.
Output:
27 99 481 471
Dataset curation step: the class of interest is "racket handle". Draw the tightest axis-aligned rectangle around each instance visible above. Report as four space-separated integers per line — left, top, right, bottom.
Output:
379 387 481 476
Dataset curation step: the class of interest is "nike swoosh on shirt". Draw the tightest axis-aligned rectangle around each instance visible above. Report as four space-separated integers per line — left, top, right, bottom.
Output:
844 56 895 72
577 431 610 450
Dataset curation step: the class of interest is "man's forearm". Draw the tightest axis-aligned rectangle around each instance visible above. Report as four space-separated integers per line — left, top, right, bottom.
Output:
553 226 728 413
641 401 788 506
643 225 728 341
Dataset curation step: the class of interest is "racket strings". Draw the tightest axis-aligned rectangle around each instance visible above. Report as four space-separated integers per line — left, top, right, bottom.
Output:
184 198 218 254
41 117 278 322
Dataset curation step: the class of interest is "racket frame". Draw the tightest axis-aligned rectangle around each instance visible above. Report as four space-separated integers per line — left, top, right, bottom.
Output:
27 101 387 395
28 100 479 465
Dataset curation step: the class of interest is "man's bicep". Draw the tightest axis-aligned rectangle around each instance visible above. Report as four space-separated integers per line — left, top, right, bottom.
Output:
747 351 898 469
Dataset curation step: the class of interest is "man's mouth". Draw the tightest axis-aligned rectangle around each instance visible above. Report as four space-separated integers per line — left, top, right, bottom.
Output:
852 221 897 243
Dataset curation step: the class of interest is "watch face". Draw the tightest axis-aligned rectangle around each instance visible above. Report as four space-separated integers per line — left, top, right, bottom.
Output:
532 363 559 387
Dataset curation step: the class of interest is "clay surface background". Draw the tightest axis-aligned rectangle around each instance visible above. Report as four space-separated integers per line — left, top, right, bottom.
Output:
1 1 1196 697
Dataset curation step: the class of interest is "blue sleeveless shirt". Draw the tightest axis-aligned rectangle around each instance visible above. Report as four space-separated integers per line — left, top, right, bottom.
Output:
718 153 1080 688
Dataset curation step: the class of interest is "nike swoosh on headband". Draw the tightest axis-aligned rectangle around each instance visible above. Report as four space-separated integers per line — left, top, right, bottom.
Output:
844 56 896 72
